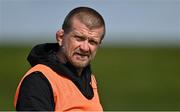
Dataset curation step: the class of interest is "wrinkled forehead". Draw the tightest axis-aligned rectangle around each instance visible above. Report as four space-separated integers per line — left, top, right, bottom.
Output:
71 19 104 39
71 16 104 30
71 18 104 35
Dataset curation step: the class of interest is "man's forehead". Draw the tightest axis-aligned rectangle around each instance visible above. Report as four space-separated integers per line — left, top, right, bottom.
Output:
72 28 102 37
70 18 104 38
71 18 102 31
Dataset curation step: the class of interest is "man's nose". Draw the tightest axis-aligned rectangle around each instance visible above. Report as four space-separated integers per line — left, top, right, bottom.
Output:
80 40 90 52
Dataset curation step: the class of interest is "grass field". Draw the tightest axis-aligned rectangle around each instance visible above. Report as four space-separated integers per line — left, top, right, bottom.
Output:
0 45 180 110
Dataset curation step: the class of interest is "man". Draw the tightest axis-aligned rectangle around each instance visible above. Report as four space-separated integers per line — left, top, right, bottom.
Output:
14 6 105 111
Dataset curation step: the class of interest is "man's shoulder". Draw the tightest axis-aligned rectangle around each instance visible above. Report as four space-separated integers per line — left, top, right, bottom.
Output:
21 71 51 87
16 71 55 110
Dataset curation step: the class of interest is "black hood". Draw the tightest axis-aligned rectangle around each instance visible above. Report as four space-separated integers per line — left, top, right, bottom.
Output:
27 43 94 99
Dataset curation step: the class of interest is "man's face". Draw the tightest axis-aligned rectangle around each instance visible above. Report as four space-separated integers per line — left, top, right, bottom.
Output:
61 18 104 68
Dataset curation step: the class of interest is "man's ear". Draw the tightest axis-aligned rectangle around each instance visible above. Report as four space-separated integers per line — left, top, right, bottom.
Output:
56 29 64 46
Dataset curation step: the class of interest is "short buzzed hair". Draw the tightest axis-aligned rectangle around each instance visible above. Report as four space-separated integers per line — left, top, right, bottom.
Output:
62 7 106 40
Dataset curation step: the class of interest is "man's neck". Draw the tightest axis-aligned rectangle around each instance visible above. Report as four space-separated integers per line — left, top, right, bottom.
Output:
76 69 83 77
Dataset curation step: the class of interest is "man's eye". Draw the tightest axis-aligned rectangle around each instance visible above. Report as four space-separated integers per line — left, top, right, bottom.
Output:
89 40 98 45
75 36 84 41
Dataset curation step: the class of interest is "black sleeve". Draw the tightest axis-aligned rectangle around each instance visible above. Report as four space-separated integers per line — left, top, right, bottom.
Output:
16 71 55 111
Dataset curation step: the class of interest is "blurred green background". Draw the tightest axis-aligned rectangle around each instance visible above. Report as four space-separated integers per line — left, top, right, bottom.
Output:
0 45 180 110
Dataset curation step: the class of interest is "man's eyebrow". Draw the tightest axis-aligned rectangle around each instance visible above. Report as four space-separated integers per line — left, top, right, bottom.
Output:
73 30 100 41
73 31 83 36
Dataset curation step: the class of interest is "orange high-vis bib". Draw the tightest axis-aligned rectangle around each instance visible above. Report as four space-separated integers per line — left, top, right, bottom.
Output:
14 64 103 111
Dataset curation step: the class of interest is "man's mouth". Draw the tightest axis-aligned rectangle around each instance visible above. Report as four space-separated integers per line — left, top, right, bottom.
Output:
76 52 89 56
74 52 89 60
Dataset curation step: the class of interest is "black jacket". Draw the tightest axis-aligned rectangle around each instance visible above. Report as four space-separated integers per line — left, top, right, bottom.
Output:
16 43 94 111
